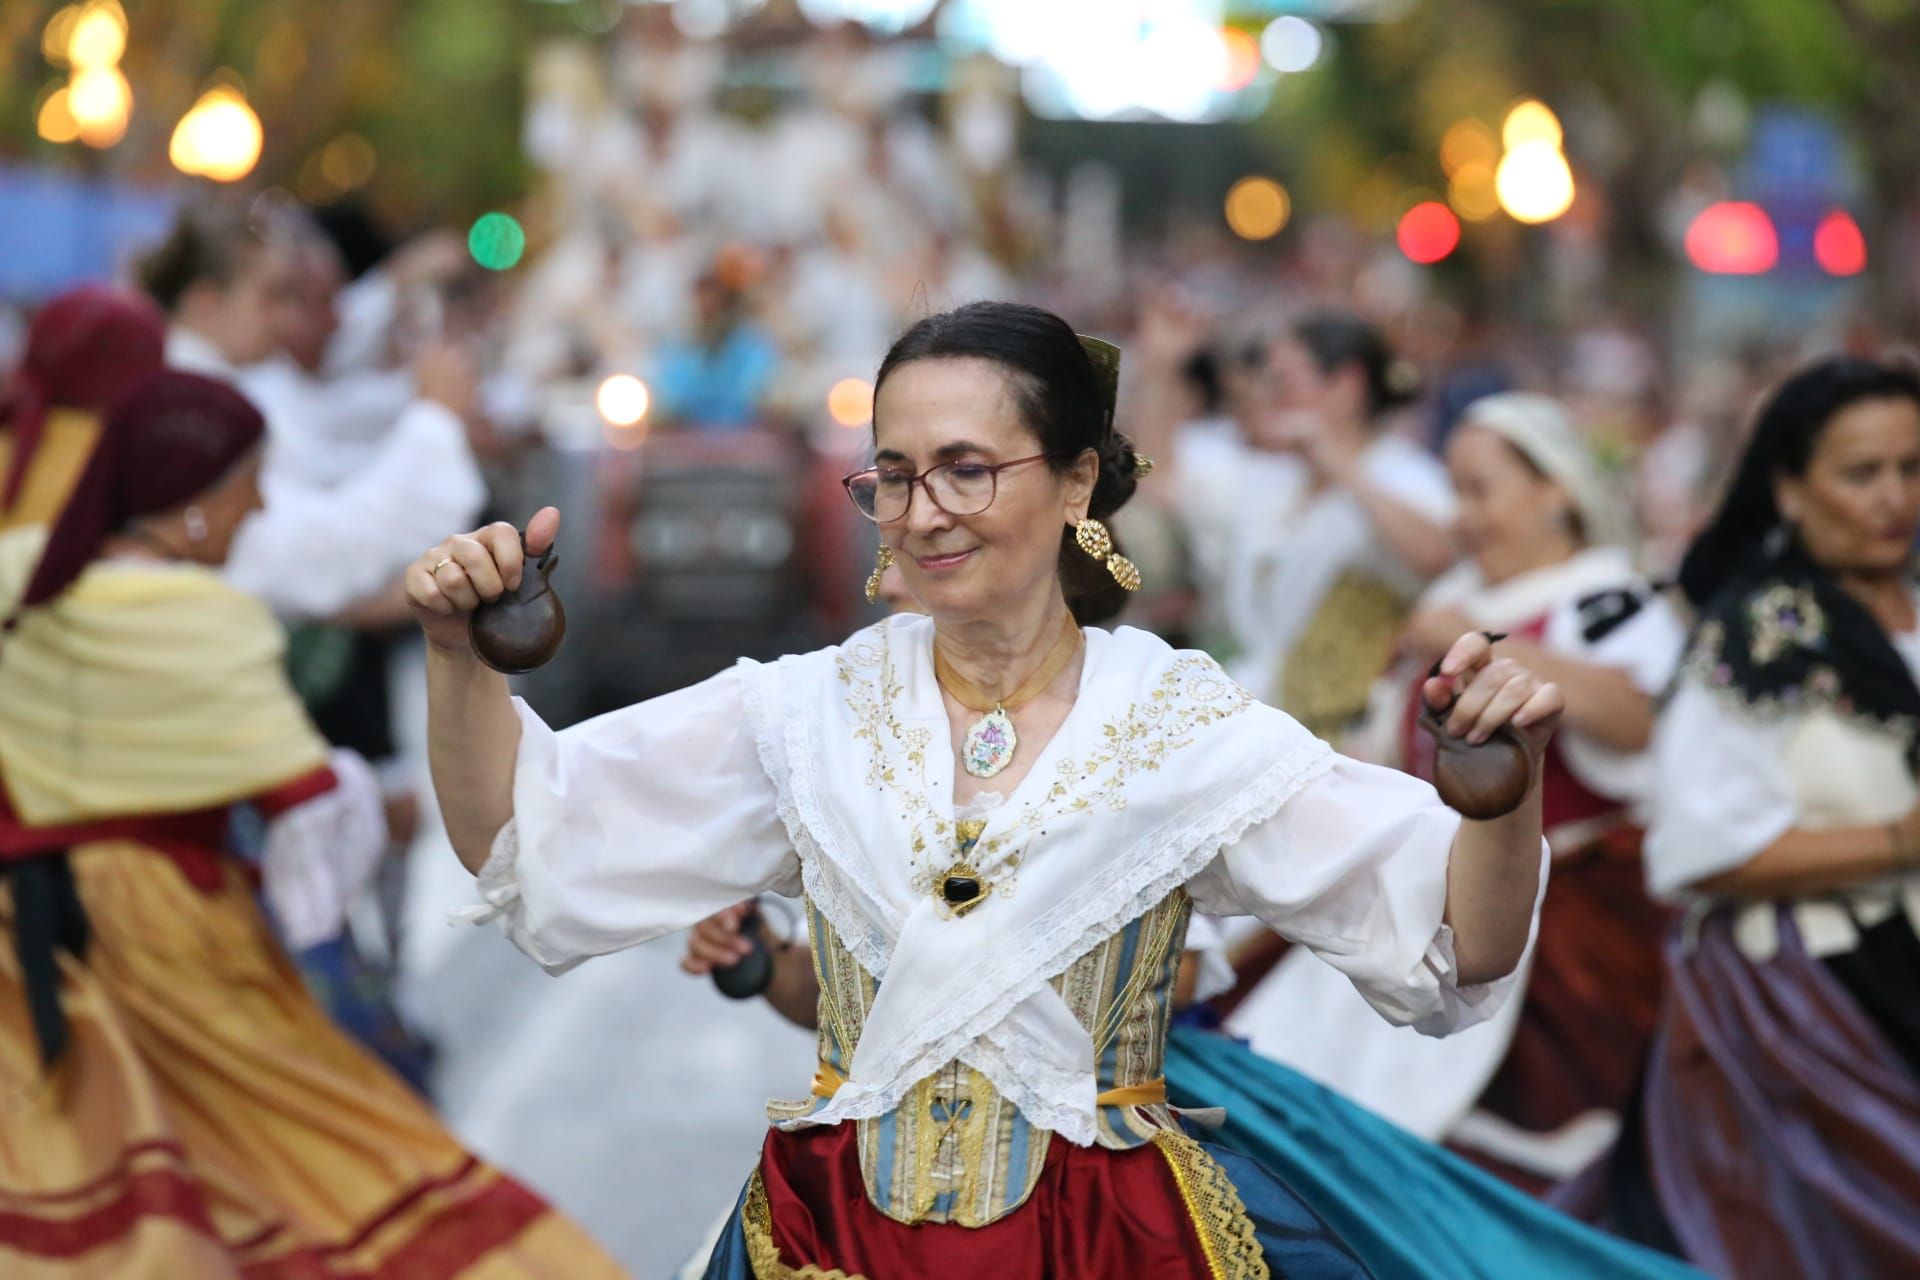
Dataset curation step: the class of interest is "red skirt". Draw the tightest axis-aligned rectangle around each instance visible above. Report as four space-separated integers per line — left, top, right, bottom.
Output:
709 1116 1368 1279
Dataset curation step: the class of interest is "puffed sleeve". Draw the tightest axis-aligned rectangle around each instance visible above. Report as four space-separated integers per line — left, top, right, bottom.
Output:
462 665 799 973
1541 589 1686 810
1185 756 1545 1036
1642 679 1797 897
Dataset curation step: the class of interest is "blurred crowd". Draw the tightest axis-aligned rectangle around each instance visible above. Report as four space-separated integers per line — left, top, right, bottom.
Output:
4 10 1919 1277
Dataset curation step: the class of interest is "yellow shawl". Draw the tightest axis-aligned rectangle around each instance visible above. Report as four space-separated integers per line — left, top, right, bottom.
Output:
0 556 328 826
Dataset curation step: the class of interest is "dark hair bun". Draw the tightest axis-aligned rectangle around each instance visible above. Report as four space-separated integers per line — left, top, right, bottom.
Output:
1294 311 1417 417
136 204 261 315
1090 431 1141 521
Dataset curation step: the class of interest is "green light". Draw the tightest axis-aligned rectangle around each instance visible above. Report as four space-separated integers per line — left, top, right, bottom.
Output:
468 212 525 271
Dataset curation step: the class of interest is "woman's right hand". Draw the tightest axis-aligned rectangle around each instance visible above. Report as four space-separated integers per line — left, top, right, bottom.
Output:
407 506 560 654
680 902 759 976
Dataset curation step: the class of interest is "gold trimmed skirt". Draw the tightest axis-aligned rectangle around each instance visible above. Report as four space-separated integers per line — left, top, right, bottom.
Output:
0 842 625 1278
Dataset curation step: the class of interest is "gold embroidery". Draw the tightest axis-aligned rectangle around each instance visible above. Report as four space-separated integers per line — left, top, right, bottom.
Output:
743 1170 869 1280
798 891 1204 1224
1004 655 1255 839
1153 1130 1272 1280
901 1065 1001 1224
839 634 1022 913
837 631 1256 918
1278 570 1407 741
805 904 859 1062
1090 890 1187 1056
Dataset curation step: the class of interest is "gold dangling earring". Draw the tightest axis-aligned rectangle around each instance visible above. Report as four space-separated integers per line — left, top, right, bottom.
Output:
865 544 896 604
1074 518 1141 592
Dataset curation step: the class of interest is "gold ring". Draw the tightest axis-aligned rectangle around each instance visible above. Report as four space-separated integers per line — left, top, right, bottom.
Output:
431 557 454 573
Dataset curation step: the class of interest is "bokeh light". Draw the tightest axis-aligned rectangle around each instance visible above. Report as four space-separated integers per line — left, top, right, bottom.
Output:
1495 141 1575 224
828 378 876 428
1502 99 1563 151
1447 162 1500 222
169 86 263 180
68 65 132 148
1260 16 1324 73
672 0 732 41
1218 28 1262 92
1814 210 1867 277
468 212 527 271
66 2 127 70
319 133 378 191
35 86 80 144
1397 202 1461 265
1224 176 1291 241
41 5 82 66
596 375 651 429
799 0 941 35
1684 202 1778 275
1440 119 1499 176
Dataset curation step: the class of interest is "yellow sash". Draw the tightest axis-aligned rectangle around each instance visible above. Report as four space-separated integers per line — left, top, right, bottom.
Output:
809 1060 1168 1109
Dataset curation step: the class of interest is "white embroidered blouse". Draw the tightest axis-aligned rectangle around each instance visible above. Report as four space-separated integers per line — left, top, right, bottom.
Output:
467 615 1543 1145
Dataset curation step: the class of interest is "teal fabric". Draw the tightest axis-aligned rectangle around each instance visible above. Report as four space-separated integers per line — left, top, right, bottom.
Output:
1164 1024 1703 1280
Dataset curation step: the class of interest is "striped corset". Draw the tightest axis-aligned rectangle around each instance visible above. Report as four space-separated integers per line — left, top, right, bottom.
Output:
766 889 1193 1227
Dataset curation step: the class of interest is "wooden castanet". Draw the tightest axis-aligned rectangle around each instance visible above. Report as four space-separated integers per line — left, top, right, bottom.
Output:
1418 708 1536 820
469 540 566 674
711 908 774 1001
1417 632 1537 820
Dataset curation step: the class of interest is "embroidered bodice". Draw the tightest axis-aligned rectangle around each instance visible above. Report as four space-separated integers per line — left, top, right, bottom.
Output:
768 887 1194 1226
470 613 1519 1217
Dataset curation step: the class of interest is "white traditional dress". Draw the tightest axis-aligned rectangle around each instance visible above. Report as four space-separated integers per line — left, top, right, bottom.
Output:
467 614 1546 1277
1569 566 1920 1277
1193 432 1454 739
1228 546 1684 1187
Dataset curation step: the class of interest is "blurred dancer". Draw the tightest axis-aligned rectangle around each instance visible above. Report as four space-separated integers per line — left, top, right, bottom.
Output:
1230 393 1682 1191
138 204 485 621
0 286 165 617
0 370 622 1277
1574 358 1920 1276
1218 312 1455 740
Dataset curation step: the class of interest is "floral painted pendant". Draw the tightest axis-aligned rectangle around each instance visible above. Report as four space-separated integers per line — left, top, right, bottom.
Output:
961 706 1018 778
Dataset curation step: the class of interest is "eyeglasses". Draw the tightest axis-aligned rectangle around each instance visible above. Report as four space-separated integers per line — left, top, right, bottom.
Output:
842 453 1054 523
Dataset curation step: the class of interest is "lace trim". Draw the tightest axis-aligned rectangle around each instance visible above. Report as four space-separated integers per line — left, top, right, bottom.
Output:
810 631 1331 1143
742 1171 868 1280
944 742 1331 1144
772 638 903 979
739 651 895 987
746 623 1333 1144
1153 1130 1272 1280
449 818 524 927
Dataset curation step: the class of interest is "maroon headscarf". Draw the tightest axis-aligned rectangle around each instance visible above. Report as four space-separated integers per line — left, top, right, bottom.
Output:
0 285 168 509
16 370 265 614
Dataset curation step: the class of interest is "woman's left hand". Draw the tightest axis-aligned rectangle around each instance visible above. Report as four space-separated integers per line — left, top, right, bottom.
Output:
1422 632 1563 754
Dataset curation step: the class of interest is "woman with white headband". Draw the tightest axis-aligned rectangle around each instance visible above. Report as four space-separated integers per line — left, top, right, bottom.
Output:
1221 391 1686 1193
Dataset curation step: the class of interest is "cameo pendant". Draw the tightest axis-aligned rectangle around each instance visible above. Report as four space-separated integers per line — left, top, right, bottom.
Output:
961 706 1016 779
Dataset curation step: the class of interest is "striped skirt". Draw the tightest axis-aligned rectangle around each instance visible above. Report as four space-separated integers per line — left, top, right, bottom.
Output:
0 841 625 1278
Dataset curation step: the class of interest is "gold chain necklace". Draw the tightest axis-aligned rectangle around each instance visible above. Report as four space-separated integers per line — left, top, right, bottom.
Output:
933 615 1081 781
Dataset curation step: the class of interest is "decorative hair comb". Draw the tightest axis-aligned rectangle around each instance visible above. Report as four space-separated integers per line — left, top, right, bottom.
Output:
1076 334 1121 432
